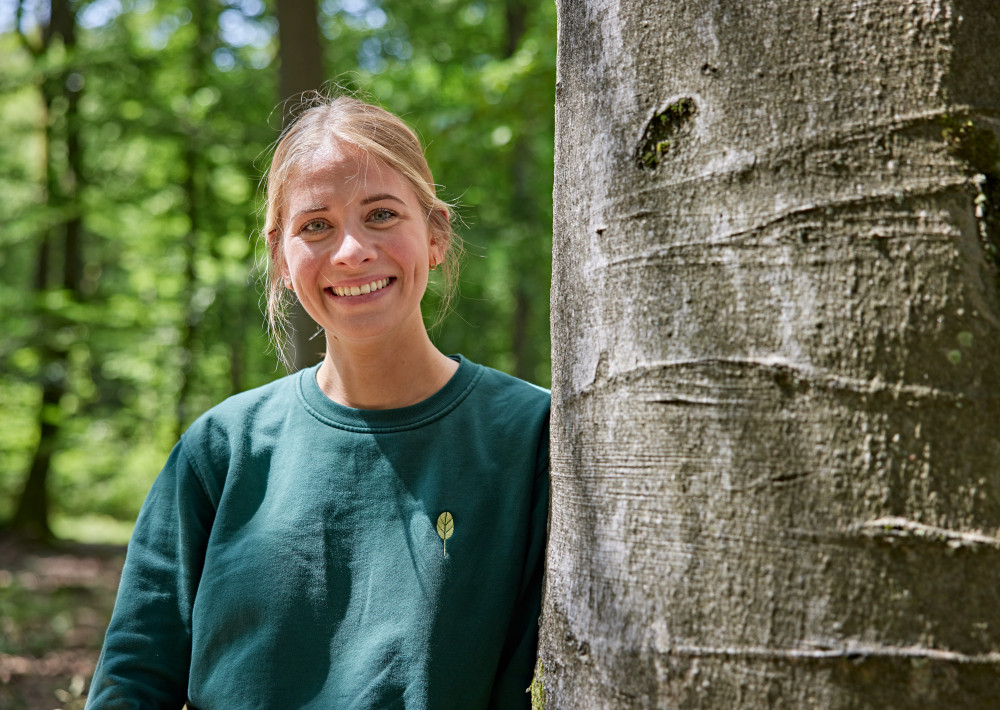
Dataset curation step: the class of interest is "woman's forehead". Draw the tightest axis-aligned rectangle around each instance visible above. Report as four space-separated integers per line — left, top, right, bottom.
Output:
284 141 413 205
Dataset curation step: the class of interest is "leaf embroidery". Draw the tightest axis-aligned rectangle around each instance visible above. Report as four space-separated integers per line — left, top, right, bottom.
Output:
436 511 454 557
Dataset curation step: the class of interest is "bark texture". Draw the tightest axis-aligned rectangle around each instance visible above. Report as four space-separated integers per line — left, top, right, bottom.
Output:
541 0 1000 707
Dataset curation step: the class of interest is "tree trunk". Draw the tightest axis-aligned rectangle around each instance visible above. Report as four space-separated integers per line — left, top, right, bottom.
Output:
175 136 203 440
505 0 535 382
540 1 1000 707
175 0 210 440
13 364 62 540
276 0 326 371
11 0 83 540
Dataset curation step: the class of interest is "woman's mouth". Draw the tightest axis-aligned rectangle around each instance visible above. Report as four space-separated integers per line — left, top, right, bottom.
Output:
328 277 392 297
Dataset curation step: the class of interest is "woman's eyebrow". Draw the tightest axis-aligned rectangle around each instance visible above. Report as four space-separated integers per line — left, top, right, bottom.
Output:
360 193 407 206
291 206 329 220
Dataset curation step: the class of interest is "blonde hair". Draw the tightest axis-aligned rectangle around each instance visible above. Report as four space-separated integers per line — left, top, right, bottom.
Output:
262 93 461 365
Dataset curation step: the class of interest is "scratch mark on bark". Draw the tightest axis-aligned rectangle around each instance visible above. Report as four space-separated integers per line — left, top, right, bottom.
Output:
670 642 1000 665
611 357 968 402
725 470 813 492
850 516 1000 549
601 178 966 270
626 105 994 195
645 395 721 406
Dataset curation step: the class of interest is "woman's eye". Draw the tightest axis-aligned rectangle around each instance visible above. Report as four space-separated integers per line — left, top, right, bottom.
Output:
302 219 328 233
369 208 397 224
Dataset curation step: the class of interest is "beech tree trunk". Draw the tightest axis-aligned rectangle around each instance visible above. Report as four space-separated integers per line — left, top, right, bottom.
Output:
540 1 1000 707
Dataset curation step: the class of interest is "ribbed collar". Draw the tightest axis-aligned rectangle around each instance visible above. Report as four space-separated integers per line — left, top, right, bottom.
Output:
295 355 482 433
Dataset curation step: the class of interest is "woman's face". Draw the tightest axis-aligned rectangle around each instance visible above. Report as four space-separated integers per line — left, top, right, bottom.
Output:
277 141 444 346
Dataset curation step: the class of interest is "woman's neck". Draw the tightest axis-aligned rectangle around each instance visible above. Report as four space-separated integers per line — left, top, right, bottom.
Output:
316 329 459 410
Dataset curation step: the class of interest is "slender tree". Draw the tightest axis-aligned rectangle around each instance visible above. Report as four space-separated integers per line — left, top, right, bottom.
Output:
174 0 212 440
503 0 534 381
275 0 327 371
540 0 1000 707
10 0 85 539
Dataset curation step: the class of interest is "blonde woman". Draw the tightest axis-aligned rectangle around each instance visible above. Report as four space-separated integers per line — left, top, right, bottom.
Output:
87 96 549 709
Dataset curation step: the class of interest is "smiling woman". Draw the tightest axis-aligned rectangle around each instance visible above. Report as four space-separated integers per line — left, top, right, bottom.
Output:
275 139 443 383
85 95 550 709
264 96 461 372
264 98 462 407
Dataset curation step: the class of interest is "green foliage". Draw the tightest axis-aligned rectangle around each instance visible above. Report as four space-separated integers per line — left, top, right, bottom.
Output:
0 0 555 534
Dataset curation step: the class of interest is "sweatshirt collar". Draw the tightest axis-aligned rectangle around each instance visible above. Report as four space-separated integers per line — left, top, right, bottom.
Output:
295 355 481 432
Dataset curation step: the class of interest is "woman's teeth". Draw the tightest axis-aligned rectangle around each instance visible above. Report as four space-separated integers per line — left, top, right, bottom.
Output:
331 277 390 297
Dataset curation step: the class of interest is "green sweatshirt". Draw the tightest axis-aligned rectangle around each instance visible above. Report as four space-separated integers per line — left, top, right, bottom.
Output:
86 356 549 709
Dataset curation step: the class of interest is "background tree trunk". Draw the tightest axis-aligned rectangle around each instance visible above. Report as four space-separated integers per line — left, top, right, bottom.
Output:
540 0 1000 707
276 0 326 371
504 0 533 381
11 0 84 540
175 0 210 441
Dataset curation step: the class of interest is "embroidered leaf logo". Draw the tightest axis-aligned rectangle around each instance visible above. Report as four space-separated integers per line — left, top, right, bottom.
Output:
436 511 454 557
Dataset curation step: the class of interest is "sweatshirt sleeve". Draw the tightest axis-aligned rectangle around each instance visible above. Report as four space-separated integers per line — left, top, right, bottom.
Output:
86 440 215 709
488 414 550 710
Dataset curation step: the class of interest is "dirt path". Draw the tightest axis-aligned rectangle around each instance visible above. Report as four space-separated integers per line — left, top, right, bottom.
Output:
0 536 125 709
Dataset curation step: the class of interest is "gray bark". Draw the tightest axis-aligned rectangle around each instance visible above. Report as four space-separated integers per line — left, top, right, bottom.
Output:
541 0 1000 707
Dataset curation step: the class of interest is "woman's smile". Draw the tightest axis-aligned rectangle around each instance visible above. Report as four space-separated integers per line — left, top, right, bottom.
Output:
327 276 393 298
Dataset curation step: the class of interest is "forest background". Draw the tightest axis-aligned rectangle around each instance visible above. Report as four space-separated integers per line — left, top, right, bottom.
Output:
0 0 556 544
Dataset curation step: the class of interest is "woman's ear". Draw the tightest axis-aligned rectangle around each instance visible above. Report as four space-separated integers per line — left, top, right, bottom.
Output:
268 229 290 284
429 238 448 269
429 210 451 261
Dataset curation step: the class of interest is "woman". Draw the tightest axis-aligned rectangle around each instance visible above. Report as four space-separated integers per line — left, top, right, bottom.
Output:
86 96 550 709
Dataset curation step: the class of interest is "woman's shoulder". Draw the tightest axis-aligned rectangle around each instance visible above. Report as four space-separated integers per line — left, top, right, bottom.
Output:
179 367 308 447
469 360 550 411
456 359 550 446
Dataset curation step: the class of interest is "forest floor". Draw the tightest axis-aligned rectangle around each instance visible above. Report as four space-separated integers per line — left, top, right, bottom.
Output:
0 535 124 710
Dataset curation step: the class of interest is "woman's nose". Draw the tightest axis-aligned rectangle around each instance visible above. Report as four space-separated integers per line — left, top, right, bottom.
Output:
333 228 376 267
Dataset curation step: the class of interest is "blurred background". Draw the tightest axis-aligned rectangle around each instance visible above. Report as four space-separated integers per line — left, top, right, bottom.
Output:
0 1 554 703
0 0 555 544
